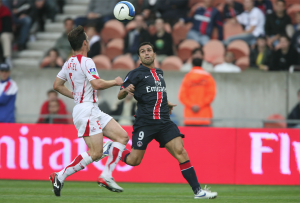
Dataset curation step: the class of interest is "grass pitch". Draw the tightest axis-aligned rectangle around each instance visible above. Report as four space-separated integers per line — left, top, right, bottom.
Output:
0 180 299 203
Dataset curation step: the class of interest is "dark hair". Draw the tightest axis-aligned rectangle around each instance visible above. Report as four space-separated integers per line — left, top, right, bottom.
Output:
68 25 87 51
192 47 204 56
137 42 155 56
277 0 286 4
47 48 60 57
64 17 73 24
47 89 58 96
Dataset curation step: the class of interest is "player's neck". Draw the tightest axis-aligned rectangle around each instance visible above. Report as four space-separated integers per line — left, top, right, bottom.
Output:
73 49 87 57
142 63 155 69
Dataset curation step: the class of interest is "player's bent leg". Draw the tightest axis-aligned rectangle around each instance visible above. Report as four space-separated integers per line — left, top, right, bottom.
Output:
102 118 129 145
121 148 146 166
165 137 217 199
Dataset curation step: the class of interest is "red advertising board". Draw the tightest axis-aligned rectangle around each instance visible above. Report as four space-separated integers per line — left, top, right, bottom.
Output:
0 124 300 185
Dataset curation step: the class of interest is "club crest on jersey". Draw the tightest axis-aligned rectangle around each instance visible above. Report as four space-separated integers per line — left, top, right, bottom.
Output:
159 74 163 79
137 141 143 147
89 68 96 75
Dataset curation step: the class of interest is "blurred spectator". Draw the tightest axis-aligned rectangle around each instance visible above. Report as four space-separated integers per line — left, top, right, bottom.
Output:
0 0 13 68
291 30 300 54
178 48 216 126
38 100 69 124
269 35 300 71
40 48 64 68
223 0 244 20
255 0 273 14
56 0 65 14
157 0 188 26
294 12 300 31
150 18 173 63
0 63 18 123
180 0 223 45
224 0 265 46
214 51 241 72
265 0 291 47
124 15 150 62
250 36 271 70
86 24 101 58
287 89 300 128
38 89 68 123
32 0 56 32
141 0 159 24
74 0 118 31
181 48 214 72
53 18 74 60
6 0 33 51
111 94 136 125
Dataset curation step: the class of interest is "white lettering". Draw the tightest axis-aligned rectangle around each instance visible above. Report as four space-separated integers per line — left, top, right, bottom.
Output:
249 132 278 174
49 138 71 170
279 133 291 174
0 136 16 169
19 137 29 169
146 86 150 93
292 141 300 174
32 137 52 169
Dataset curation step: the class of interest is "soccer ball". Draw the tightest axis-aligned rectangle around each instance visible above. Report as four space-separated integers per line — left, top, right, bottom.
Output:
113 1 135 22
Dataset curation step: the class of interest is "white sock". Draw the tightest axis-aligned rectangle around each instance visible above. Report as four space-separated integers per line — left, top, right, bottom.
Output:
57 152 93 182
101 142 126 178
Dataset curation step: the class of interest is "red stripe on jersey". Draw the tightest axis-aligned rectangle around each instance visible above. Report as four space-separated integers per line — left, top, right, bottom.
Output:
4 81 11 92
76 54 83 64
93 90 96 103
83 120 90 137
80 78 86 103
150 69 162 120
92 75 99 79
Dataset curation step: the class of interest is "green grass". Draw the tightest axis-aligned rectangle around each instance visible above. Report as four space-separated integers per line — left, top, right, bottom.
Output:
0 180 299 203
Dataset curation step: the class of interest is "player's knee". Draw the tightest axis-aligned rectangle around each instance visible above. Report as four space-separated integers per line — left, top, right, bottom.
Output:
117 131 129 145
91 150 103 161
175 146 186 157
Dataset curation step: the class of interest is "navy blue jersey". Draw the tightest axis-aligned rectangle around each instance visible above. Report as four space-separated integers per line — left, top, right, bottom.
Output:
121 64 170 128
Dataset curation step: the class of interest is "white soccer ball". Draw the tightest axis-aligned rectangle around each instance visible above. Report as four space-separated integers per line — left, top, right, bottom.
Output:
113 1 135 22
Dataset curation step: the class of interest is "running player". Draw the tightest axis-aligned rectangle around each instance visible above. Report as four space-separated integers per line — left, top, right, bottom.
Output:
100 42 218 199
50 25 129 196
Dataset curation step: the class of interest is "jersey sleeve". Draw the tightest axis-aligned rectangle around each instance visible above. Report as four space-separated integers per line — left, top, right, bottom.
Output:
120 71 140 90
84 59 100 81
57 63 67 81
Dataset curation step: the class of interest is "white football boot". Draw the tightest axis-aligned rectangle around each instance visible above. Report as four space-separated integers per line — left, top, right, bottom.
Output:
194 185 218 199
97 176 123 192
95 140 113 162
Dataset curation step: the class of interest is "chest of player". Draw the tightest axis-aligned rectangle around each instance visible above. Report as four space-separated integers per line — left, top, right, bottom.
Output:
137 72 167 95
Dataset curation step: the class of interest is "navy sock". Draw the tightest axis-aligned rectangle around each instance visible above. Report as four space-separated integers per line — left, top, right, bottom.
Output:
180 160 201 194
123 153 130 164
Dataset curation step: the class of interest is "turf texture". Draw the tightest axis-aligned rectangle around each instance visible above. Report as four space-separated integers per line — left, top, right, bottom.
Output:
0 180 299 203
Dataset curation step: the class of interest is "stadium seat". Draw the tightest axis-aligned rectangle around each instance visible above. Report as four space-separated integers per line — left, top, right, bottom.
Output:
264 114 287 128
172 22 193 45
92 55 111 70
223 21 244 40
203 40 225 64
100 20 125 44
189 2 204 17
125 20 137 32
235 56 249 71
112 55 135 70
227 40 250 60
287 4 300 24
160 56 183 71
104 38 124 61
211 56 224 66
177 39 201 62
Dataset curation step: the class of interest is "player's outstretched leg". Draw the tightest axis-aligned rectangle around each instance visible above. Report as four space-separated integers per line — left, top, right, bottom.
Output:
49 133 104 197
165 137 218 199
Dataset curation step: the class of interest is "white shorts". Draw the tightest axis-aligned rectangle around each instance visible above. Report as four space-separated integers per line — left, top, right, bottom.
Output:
73 102 113 138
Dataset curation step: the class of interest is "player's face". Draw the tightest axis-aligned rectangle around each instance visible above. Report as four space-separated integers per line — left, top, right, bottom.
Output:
139 45 156 66
0 70 10 81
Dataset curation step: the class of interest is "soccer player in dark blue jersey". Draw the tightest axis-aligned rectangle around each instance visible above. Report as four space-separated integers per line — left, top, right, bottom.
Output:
100 42 217 199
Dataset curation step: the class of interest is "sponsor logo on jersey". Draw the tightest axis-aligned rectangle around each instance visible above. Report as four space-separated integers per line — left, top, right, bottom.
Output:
137 141 143 147
90 68 96 75
91 127 96 132
146 86 167 93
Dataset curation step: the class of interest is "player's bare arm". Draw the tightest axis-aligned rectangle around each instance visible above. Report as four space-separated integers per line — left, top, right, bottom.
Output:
168 101 177 114
53 77 73 99
90 77 123 90
118 84 135 100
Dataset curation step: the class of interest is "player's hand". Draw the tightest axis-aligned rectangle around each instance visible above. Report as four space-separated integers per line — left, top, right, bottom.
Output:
125 84 135 96
168 101 177 114
115 77 123 86
191 105 200 113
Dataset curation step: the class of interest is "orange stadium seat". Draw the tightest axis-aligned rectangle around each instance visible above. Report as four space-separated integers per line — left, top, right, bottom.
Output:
104 38 124 61
160 56 183 71
125 20 137 32
112 55 135 70
223 22 244 40
177 39 200 62
92 55 111 70
287 4 300 24
100 20 125 44
227 40 250 60
203 40 225 64
235 56 249 71
264 114 287 128
172 22 193 45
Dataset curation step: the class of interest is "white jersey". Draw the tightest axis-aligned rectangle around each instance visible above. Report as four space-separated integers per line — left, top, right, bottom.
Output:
57 55 100 104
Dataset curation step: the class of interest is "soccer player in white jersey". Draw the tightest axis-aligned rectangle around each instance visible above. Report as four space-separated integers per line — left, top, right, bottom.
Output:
50 25 129 196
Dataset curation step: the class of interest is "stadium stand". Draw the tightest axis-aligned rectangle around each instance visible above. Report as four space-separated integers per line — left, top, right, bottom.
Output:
203 40 225 65
100 19 126 44
227 40 250 60
112 55 135 70
177 39 200 62
160 56 182 71
264 114 287 128
92 55 111 70
104 38 124 61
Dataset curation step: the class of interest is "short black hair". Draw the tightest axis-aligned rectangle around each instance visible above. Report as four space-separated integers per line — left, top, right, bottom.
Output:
137 42 155 56
192 47 204 56
64 17 73 24
68 25 87 51
47 89 58 96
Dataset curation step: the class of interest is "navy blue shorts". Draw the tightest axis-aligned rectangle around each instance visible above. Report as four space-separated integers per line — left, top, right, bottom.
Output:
132 120 184 150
